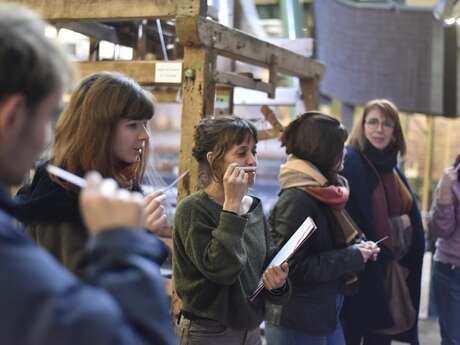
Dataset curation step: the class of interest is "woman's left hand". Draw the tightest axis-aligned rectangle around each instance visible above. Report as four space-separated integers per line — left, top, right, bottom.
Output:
263 262 289 290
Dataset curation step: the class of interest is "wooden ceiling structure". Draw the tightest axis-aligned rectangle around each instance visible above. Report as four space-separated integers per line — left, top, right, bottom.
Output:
7 0 324 201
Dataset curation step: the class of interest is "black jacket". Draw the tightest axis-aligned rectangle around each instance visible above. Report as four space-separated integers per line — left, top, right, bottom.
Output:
13 165 88 275
14 164 144 276
267 187 364 334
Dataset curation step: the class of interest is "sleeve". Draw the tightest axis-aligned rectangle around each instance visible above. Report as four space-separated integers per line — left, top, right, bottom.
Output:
270 189 364 285
0 226 176 345
262 215 291 305
174 198 248 285
428 185 458 239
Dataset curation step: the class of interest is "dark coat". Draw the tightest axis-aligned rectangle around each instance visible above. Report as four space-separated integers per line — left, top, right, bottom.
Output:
13 164 87 275
341 146 425 344
267 187 364 335
0 186 176 345
13 164 143 276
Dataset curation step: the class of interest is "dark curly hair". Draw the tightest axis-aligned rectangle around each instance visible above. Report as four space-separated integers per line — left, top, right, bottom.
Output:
192 115 258 188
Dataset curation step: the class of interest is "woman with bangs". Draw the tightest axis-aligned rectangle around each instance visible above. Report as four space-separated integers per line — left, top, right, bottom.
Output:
14 72 168 275
174 115 290 345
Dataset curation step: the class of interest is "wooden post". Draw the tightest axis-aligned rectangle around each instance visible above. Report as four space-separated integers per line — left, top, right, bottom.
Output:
300 77 319 110
421 115 435 213
177 0 207 16
173 12 215 316
89 37 99 61
134 21 147 60
177 46 216 202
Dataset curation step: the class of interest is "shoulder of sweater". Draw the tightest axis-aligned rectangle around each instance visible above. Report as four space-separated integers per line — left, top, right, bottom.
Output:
175 191 220 220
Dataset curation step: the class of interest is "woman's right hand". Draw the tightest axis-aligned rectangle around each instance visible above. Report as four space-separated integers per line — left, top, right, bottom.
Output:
80 172 144 235
355 241 380 263
222 163 248 214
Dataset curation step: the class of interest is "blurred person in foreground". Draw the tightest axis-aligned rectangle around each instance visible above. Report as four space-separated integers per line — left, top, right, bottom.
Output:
0 4 175 345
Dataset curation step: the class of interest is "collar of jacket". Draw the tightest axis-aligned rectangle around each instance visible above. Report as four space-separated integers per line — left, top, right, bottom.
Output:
13 164 83 226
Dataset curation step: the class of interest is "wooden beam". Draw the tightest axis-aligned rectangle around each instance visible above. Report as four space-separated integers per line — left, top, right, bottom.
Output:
58 22 121 44
213 72 275 97
77 61 182 85
257 128 280 140
260 105 284 133
176 16 324 79
6 0 177 21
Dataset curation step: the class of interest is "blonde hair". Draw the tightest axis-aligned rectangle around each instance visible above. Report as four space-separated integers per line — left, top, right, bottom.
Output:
52 72 154 189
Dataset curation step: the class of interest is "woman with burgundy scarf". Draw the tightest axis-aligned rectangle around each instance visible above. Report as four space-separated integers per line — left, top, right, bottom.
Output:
265 112 380 345
341 99 425 345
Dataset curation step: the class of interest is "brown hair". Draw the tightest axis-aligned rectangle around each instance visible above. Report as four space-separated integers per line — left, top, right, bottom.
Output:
0 4 73 108
52 72 154 189
348 99 406 156
192 115 258 188
281 111 348 181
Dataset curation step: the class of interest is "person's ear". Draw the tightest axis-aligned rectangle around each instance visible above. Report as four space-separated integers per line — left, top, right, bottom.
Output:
0 94 27 139
206 151 213 166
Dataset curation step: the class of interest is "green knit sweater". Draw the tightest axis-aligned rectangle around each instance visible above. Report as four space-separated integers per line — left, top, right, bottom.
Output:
173 191 288 330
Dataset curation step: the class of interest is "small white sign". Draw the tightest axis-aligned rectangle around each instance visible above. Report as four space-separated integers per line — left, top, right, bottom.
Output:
154 62 182 84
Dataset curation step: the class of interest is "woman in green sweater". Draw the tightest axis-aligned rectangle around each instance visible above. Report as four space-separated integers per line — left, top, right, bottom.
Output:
174 115 289 345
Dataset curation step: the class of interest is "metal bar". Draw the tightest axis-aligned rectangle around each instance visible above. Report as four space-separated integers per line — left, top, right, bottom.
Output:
156 19 169 61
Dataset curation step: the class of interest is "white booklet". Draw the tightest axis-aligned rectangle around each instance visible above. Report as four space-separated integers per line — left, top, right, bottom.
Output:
249 217 317 301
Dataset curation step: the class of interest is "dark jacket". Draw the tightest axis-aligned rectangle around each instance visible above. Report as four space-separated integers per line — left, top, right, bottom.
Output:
0 185 176 345
14 165 89 275
14 164 143 276
341 146 425 344
173 191 290 331
267 187 364 335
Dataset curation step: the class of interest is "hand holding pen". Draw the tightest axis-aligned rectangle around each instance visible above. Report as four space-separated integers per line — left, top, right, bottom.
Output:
355 236 387 263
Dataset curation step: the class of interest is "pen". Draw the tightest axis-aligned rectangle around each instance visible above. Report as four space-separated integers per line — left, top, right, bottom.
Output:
158 170 189 193
46 164 86 188
374 235 389 245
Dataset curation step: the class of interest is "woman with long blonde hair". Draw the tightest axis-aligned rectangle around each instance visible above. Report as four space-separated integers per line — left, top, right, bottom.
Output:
15 72 167 275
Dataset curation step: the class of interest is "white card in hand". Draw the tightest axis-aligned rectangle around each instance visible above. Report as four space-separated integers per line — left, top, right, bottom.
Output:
249 217 317 301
